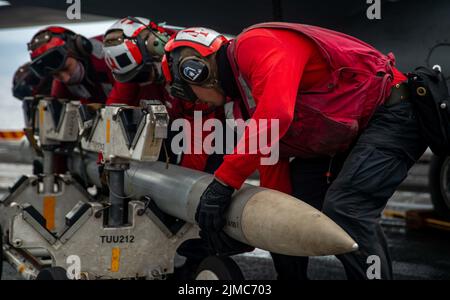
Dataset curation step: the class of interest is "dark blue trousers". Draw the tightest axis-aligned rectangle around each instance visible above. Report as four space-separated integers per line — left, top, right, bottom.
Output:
272 101 428 280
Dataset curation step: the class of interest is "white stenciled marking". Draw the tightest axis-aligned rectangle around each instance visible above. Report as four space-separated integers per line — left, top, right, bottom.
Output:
175 28 221 47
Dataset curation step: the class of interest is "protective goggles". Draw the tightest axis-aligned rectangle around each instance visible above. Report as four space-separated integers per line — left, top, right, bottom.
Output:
13 80 37 100
29 46 69 79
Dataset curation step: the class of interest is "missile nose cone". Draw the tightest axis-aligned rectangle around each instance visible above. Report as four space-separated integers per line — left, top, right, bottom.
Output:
233 189 358 257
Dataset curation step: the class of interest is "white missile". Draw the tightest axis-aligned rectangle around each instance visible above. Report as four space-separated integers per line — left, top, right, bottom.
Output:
68 152 358 257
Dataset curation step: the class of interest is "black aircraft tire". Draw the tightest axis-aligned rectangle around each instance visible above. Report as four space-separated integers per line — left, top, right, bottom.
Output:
195 256 244 280
36 267 69 280
429 155 450 218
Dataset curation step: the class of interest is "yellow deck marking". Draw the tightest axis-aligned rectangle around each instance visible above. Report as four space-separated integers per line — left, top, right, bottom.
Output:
43 196 56 231
18 264 25 274
111 247 120 272
106 119 111 144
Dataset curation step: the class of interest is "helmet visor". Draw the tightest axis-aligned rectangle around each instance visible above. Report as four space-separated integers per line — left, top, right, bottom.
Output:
30 46 68 78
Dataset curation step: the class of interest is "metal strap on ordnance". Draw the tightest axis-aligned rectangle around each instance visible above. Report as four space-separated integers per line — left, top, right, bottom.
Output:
79 101 169 227
79 104 105 153
23 127 42 157
102 100 169 162
22 95 44 156
78 103 104 138
37 98 80 145
140 100 169 139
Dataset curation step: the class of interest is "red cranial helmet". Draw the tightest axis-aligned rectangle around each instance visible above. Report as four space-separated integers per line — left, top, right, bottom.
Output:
162 27 228 101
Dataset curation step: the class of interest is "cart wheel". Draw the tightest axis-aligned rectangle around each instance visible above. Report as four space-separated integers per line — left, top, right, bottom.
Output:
36 267 68 280
195 256 244 280
429 155 450 218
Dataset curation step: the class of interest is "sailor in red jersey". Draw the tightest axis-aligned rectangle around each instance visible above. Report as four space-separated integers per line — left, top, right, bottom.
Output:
27 26 137 105
27 26 143 175
162 24 427 280
102 17 224 172
12 62 52 100
103 17 230 278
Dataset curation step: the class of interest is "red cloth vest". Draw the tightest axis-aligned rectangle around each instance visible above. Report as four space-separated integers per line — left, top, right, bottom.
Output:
228 22 397 158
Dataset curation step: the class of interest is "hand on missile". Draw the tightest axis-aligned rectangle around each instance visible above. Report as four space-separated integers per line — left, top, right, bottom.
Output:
196 179 234 232
196 179 254 255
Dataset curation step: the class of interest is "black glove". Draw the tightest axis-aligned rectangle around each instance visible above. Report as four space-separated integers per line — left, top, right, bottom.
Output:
195 179 234 232
195 179 254 255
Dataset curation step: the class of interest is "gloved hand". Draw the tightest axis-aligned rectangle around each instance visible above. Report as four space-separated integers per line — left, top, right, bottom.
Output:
196 178 234 233
195 179 254 255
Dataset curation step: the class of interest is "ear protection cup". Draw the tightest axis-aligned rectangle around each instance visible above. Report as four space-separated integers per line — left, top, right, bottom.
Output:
145 32 169 58
167 50 198 102
178 56 212 85
124 16 170 60
73 34 93 57
136 35 152 66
